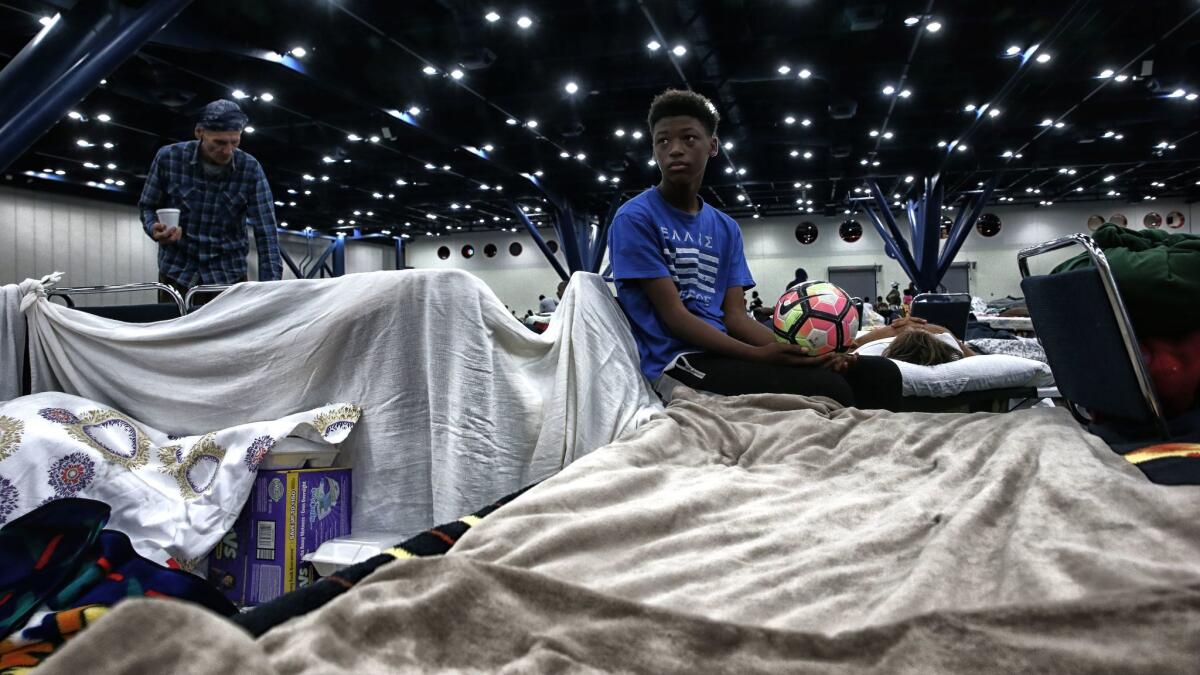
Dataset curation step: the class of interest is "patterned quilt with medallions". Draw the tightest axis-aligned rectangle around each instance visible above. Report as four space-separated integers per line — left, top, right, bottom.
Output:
0 392 360 566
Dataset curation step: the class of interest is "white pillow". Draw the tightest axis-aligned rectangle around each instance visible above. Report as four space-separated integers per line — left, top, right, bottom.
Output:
0 392 360 565
854 337 1054 397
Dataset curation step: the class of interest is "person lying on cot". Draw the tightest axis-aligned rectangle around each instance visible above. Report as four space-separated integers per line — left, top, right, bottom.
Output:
607 88 901 410
852 316 977 366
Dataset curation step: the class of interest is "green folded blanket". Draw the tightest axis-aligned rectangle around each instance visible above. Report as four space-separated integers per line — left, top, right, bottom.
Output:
1054 223 1200 336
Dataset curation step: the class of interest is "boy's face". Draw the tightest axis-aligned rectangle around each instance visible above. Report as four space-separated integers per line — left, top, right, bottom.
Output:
651 116 718 187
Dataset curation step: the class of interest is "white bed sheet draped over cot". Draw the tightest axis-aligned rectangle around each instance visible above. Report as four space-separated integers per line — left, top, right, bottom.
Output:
20 270 661 536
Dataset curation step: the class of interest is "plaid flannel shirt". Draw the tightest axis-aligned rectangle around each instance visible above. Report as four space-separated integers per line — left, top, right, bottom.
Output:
138 141 283 286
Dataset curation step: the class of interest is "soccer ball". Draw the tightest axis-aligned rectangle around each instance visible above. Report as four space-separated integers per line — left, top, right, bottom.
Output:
772 280 859 354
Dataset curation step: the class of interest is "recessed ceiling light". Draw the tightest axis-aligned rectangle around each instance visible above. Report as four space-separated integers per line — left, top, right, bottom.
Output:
482 144 494 152
1035 53 1051 63
647 159 656 166
423 65 437 75
1002 150 1013 157
925 20 942 32
963 103 976 112
800 118 812 127
1054 121 1065 128
798 68 812 79
988 108 1001 117
39 15 55 26
534 170 543 176
408 106 421 116
904 16 920 26
869 130 879 137
564 81 579 94
883 131 894 139
725 166 734 174
231 89 248 99
882 85 895 95
1005 45 1022 56
395 178 407 185
260 92 274 101
723 141 733 150
485 10 500 22
860 159 868 166
244 126 256 133
957 144 968 152
321 175 329 181
784 115 796 125
672 45 687 57
790 150 799 157
450 69 464 80
347 133 361 142
737 194 746 202
516 16 532 28
526 119 538 128
1187 93 1199 101
737 168 746 175
559 151 570 158
83 162 98 168
506 118 518 126
1103 174 1116 182
442 164 451 170
647 40 661 51
95 113 111 123
898 89 912 98
777 65 790 75
1039 118 1053 126
1114 74 1128 82
633 130 644 139
290 46 306 58
576 153 586 161
1098 68 1114 78
936 140 947 147
615 128 625 137
67 111 82 120
904 175 914 183
597 174 607 182
803 151 813 159
102 142 114 149
1167 88 1187 98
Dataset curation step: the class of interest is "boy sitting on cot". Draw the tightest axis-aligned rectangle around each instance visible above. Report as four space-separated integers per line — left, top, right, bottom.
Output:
607 89 901 410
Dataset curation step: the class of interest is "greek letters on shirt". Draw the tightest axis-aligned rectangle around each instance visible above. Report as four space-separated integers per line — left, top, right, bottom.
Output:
660 226 719 304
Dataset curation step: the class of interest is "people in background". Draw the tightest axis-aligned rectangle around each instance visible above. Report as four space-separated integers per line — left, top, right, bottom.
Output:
538 294 559 313
138 99 282 304
788 267 808 291
885 282 902 308
852 316 976 365
607 88 901 410
875 295 894 323
556 280 568 300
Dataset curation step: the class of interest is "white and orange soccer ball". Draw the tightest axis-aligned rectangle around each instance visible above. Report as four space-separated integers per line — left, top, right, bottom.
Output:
772 280 859 354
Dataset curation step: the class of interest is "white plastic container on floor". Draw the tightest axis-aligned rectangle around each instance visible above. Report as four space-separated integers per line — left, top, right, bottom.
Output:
302 531 407 577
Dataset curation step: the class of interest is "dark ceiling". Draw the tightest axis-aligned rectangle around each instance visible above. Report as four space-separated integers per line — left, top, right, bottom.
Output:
1 0 1198 240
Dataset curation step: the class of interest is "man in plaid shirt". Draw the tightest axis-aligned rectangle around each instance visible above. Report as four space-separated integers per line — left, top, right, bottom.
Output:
139 99 283 302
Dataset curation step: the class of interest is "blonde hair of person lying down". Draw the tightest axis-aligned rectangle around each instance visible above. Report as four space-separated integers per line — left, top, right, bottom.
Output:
851 316 977 366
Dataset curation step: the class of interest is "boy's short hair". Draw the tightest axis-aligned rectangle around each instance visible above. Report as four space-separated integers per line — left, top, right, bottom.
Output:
647 89 719 136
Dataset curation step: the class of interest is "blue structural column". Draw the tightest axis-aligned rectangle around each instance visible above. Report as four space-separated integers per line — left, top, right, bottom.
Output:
331 236 346 277
0 0 195 172
395 238 406 270
512 202 570 282
863 176 996 293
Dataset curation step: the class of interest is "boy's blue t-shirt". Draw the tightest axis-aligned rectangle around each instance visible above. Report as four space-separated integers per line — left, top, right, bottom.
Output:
608 187 755 381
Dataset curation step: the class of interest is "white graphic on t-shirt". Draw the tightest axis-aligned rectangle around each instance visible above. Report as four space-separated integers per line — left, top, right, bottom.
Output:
660 226 719 304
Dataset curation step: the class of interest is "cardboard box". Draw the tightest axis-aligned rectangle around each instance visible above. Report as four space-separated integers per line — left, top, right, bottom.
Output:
208 467 351 606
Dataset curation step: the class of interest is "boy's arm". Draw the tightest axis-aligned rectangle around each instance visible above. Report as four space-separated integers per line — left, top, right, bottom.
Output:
639 278 836 367
722 286 774 346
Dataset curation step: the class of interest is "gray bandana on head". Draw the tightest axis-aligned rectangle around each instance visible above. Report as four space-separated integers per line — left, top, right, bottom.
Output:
197 99 248 131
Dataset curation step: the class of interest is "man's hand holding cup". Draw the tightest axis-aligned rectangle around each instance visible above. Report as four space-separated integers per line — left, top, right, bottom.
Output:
153 208 183 245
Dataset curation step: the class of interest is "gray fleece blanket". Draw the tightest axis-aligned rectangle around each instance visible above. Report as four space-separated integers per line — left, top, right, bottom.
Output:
40 389 1200 673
